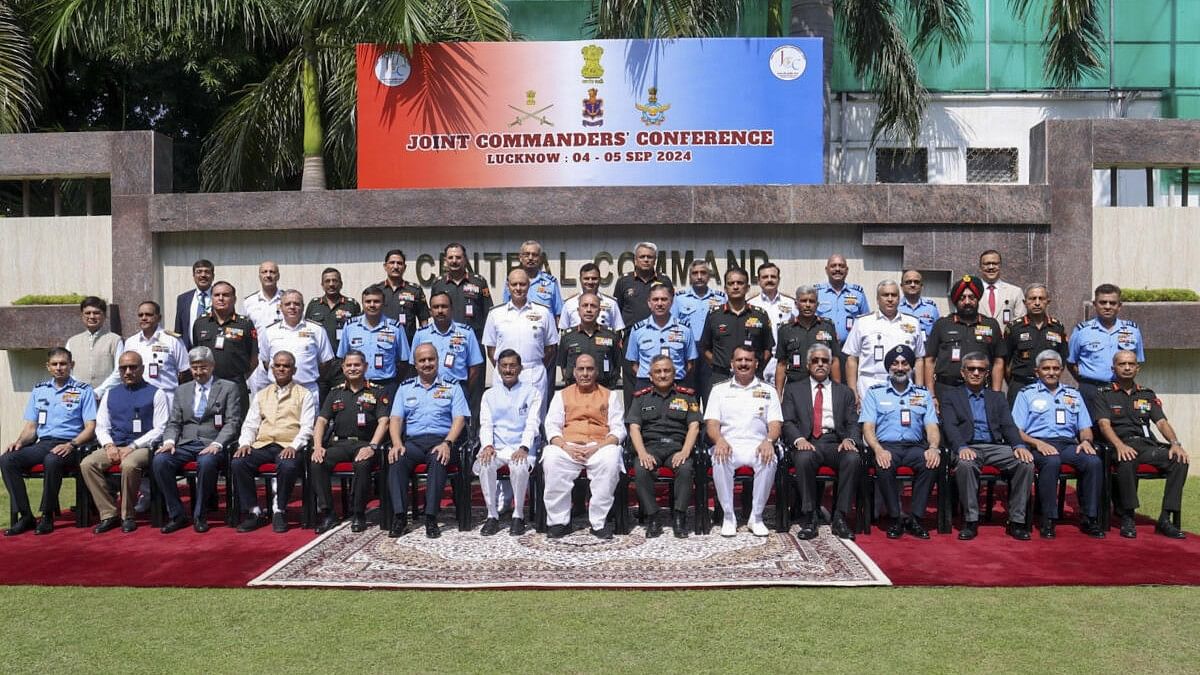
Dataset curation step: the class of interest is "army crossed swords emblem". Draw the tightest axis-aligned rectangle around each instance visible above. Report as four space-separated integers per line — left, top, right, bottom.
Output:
509 90 554 127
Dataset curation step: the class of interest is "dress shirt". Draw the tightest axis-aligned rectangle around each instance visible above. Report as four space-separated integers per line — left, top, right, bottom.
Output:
238 383 317 449
544 386 626 445
480 381 543 452
96 386 169 448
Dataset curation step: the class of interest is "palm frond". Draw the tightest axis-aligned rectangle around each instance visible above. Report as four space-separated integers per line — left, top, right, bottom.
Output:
836 0 926 145
199 45 304 191
1009 0 1105 87
906 0 971 61
586 0 740 39
0 1 41 131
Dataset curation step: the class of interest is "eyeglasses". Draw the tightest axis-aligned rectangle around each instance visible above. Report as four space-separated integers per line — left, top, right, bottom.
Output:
808 358 831 364
963 366 988 373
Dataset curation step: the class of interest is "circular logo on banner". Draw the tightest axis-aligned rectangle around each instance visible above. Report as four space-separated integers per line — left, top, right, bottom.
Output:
769 45 807 81
374 52 411 87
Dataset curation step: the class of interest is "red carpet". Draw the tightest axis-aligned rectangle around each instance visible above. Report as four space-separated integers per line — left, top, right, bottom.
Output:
856 516 1200 586
0 509 317 588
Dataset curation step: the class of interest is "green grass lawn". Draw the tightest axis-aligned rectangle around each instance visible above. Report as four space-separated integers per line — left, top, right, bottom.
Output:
1 477 1197 673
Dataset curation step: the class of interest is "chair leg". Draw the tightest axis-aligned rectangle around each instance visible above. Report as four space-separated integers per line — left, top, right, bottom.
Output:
456 471 470 531
1057 478 1067 521
984 480 995 522
75 475 90 528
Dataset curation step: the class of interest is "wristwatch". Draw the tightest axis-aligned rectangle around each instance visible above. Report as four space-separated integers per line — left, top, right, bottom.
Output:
368 443 380 450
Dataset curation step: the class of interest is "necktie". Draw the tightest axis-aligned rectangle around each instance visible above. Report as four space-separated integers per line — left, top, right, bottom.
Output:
194 385 208 419
812 383 824 439
987 285 996 315
197 291 210 318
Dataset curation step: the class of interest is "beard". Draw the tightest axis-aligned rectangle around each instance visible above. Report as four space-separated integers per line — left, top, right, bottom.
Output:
957 304 978 319
889 371 910 388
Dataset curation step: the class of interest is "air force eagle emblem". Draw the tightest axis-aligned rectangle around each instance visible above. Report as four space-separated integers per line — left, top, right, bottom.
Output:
635 87 670 126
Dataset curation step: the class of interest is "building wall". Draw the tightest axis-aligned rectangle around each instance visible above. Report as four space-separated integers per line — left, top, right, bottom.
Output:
1139 349 1200 476
1094 207 1200 289
0 216 112 305
0 350 49 443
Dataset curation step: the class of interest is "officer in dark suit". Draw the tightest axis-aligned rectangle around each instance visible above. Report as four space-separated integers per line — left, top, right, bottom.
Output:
781 343 860 540
627 354 701 538
174 259 215 349
1092 350 1188 539
940 352 1034 541
310 350 390 534
152 346 244 533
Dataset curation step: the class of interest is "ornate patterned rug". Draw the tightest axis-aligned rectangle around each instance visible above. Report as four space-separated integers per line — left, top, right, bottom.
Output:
249 514 890 589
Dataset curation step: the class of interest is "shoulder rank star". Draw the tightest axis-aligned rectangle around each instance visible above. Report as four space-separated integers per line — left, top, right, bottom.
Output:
635 87 670 126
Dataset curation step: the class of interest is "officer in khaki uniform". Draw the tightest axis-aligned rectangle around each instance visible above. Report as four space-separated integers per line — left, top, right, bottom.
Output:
558 292 622 388
627 355 702 538
1003 283 1067 405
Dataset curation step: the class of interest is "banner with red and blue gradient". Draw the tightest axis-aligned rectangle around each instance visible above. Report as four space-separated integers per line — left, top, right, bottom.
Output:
356 38 823 189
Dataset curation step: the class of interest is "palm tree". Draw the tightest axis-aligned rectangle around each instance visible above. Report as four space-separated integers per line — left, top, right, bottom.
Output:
802 0 1105 145
587 0 741 38
0 0 39 132
39 0 513 191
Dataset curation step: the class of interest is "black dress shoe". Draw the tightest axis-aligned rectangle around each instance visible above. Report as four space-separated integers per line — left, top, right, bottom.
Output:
480 517 502 536
1079 517 1106 539
590 524 614 540
672 512 688 539
425 516 440 539
272 512 288 533
4 514 35 536
350 514 368 533
904 518 930 540
1156 518 1186 540
1119 514 1137 539
121 518 138 533
831 515 855 541
1039 520 1056 539
886 519 905 539
509 518 527 536
236 514 268 532
193 517 210 533
314 512 339 534
957 521 978 541
93 516 122 534
387 515 408 538
797 521 818 540
645 518 663 538
161 516 190 534
1006 522 1031 541
546 524 568 539
35 516 54 535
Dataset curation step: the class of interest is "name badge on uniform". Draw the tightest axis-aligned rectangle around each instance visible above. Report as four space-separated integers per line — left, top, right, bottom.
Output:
950 347 961 362
214 336 226 350
1055 409 1067 426
743 339 753 347
397 314 407 325
465 305 474 318
1002 308 1012 324
37 410 48 426
900 409 912 427
845 317 853 332
444 352 455 369
873 344 884 361
148 363 160 378
1142 423 1152 438
132 418 143 434
660 346 671 357
602 358 610 372
374 354 385 370
214 414 224 429
792 353 802 368
336 328 343 343
356 412 367 427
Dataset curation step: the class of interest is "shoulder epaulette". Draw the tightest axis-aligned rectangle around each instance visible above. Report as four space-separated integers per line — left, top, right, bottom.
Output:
911 384 928 392
400 377 417 385
1075 320 1089 330
266 319 282 329
1019 382 1039 392
848 283 864 291
633 386 654 397
868 383 887 389
529 301 552 311
675 385 696 395
163 329 180 337
34 379 51 388
438 376 461 386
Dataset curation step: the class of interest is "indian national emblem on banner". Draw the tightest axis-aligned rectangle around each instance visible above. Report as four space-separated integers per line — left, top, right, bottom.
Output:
581 44 604 83
582 89 604 127
635 87 670 126
508 90 554 127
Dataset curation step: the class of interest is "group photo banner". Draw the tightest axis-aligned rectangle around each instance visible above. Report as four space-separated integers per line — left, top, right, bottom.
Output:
357 38 824 189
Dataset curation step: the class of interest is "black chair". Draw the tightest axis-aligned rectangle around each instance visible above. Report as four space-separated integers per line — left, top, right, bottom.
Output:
618 438 703 535
777 440 869 533
379 435 473 532
693 442 787 533
531 445 631 534
860 445 952 534
7 443 96 528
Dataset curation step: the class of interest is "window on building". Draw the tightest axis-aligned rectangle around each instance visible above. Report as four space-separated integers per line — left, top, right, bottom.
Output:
875 148 928 184
966 147 1018 183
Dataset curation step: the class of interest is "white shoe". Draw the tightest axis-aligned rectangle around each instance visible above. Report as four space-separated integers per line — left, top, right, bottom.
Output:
720 518 737 537
749 520 770 537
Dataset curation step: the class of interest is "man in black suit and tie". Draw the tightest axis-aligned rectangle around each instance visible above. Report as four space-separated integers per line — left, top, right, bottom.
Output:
152 346 243 533
174 259 215 349
781 343 861 540
940 352 1034 541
